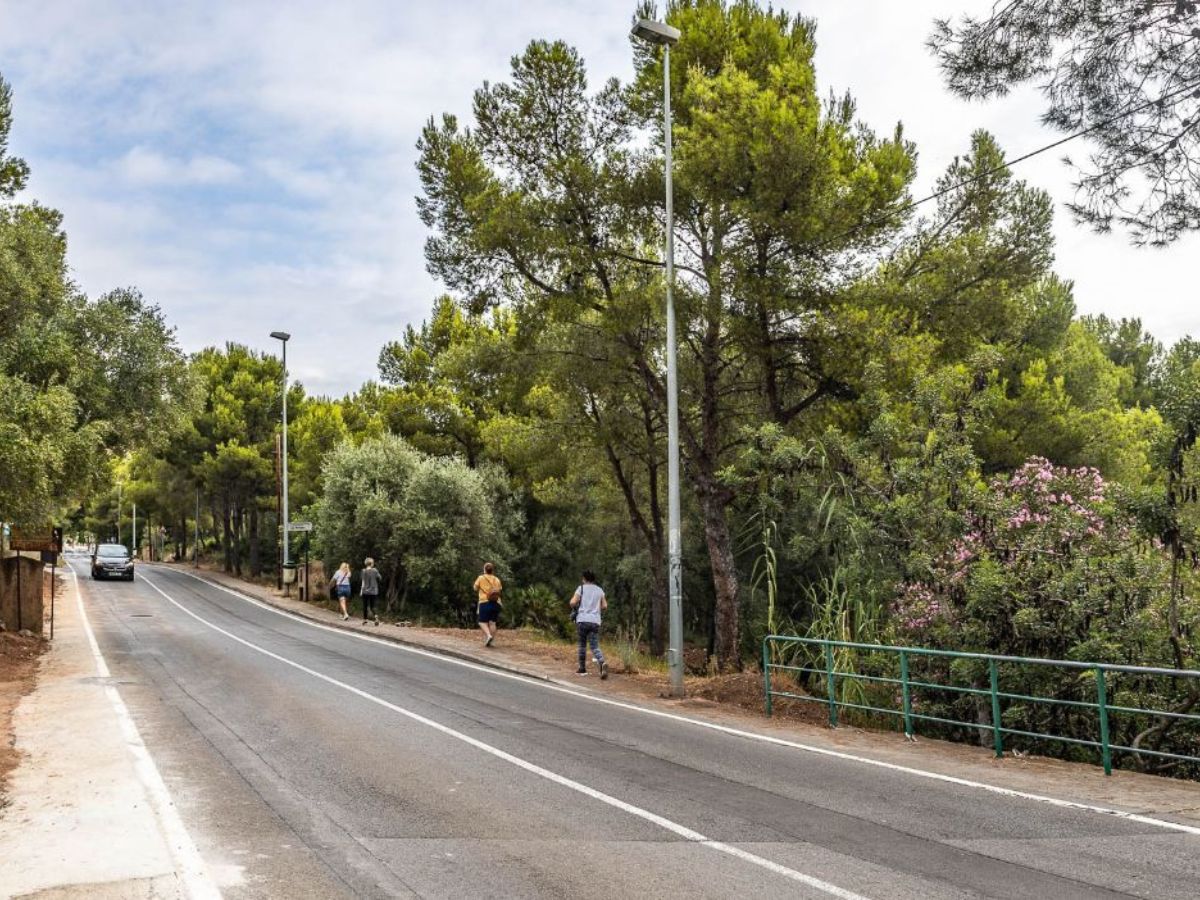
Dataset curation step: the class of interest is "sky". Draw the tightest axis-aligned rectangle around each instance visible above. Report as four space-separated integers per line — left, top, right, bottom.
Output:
1 0 1197 396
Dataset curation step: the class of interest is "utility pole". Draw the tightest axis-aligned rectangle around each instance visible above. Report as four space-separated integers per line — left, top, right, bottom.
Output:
132 502 137 559
270 331 292 575
632 16 685 697
116 482 123 546
194 488 200 568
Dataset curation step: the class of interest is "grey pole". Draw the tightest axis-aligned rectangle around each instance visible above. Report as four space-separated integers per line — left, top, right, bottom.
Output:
663 40 684 699
271 331 292 570
194 487 200 567
116 482 122 546
282 340 289 567
632 17 684 697
132 502 137 559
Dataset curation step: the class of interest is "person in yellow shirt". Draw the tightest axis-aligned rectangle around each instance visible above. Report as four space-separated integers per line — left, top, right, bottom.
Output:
473 562 502 646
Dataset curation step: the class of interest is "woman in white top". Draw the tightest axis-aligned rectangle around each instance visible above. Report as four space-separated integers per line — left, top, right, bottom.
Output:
331 561 352 621
569 569 608 679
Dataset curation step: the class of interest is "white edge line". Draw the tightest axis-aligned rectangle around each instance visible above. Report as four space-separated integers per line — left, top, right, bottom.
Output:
139 570 868 900
160 564 1200 838
68 565 222 900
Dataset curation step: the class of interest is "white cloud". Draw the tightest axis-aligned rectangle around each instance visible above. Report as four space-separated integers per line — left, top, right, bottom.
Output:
1 0 1197 398
116 146 242 185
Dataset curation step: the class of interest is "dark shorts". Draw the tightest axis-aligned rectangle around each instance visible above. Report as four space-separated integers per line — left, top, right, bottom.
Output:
477 600 500 623
336 584 351 598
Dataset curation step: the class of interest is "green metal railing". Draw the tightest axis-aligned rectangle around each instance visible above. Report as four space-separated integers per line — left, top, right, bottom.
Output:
763 636 1200 775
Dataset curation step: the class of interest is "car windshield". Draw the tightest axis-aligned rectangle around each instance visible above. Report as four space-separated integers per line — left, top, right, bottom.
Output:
98 544 129 558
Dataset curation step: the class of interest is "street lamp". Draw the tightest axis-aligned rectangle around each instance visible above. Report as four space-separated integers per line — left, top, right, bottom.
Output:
631 16 684 698
271 331 291 573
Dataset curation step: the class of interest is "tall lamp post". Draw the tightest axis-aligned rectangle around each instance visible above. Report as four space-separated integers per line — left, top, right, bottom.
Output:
271 331 292 573
631 17 684 698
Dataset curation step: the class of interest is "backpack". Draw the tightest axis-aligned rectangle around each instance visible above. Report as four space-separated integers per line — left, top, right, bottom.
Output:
486 577 502 603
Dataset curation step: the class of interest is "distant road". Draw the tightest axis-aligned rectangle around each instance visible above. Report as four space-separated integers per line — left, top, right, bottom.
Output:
71 560 1199 899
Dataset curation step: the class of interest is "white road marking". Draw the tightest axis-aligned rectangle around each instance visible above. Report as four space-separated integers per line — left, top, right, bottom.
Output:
139 572 868 899
162 566 1200 838
68 565 222 900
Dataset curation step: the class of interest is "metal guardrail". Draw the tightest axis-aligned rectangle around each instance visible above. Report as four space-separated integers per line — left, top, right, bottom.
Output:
763 636 1200 775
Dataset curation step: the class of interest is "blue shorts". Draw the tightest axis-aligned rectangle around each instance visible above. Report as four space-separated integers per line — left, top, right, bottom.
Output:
336 583 351 599
478 600 500 623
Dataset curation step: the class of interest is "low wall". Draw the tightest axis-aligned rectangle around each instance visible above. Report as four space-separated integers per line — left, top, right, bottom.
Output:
0 555 44 634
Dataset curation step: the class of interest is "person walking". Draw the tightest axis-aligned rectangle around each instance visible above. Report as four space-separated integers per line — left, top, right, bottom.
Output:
331 561 352 621
473 562 502 646
360 557 380 626
570 570 608 679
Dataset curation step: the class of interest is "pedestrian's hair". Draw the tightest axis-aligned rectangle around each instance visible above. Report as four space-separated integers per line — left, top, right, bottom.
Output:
582 569 596 583
483 562 495 574
340 561 350 572
364 557 374 567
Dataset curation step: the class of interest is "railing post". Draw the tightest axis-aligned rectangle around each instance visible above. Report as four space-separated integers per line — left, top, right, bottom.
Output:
763 637 773 717
824 642 838 728
988 658 1003 759
900 650 914 739
1096 666 1112 776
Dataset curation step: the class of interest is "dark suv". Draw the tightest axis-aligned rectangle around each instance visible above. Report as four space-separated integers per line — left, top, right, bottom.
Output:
92 543 135 580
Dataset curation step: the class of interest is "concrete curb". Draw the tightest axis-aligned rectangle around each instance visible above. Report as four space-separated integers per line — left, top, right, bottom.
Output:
154 564 567 687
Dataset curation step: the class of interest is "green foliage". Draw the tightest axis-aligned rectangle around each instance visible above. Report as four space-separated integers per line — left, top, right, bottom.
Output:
896 458 1172 660
0 75 191 525
930 2 1200 243
316 434 518 623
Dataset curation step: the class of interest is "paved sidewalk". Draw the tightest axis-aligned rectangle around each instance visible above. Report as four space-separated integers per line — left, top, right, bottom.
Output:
168 562 1200 832
0 566 216 900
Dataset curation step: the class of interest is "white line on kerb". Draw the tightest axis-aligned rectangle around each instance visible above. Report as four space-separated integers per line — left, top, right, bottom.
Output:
68 566 221 900
139 572 868 899
165 565 1200 839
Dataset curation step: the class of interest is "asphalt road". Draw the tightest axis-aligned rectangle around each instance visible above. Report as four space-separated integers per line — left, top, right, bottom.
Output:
69 559 1200 899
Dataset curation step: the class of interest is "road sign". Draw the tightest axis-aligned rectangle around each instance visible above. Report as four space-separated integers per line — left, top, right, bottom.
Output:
286 521 314 532
11 526 62 553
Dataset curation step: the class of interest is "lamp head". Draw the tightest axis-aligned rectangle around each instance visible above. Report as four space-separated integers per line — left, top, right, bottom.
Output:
631 18 680 46
270 331 291 342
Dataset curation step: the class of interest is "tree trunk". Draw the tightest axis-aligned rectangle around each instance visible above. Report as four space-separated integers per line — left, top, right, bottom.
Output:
248 505 261 577
230 504 243 576
648 542 668 657
221 499 233 573
700 482 741 671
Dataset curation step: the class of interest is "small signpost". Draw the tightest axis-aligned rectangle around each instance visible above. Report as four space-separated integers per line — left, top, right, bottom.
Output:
286 522 313 600
9 526 61 638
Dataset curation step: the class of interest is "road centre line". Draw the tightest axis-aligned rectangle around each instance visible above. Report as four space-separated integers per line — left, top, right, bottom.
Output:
138 571 868 899
163 565 1200 839
68 565 222 900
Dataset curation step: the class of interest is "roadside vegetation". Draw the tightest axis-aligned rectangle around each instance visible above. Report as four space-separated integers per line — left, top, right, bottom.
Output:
7 2 1200 774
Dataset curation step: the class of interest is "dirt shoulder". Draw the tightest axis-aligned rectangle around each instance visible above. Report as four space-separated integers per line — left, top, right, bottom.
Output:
0 570 51 811
162 561 1200 828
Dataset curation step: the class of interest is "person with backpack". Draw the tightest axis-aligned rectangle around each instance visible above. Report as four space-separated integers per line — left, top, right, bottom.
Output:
360 557 380 626
331 561 353 621
569 570 608 679
473 562 502 646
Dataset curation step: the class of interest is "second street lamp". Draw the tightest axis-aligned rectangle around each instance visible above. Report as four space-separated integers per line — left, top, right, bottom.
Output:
631 17 685 698
271 331 291 577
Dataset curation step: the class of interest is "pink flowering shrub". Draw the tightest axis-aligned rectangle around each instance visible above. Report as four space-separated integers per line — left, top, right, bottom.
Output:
894 457 1167 661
